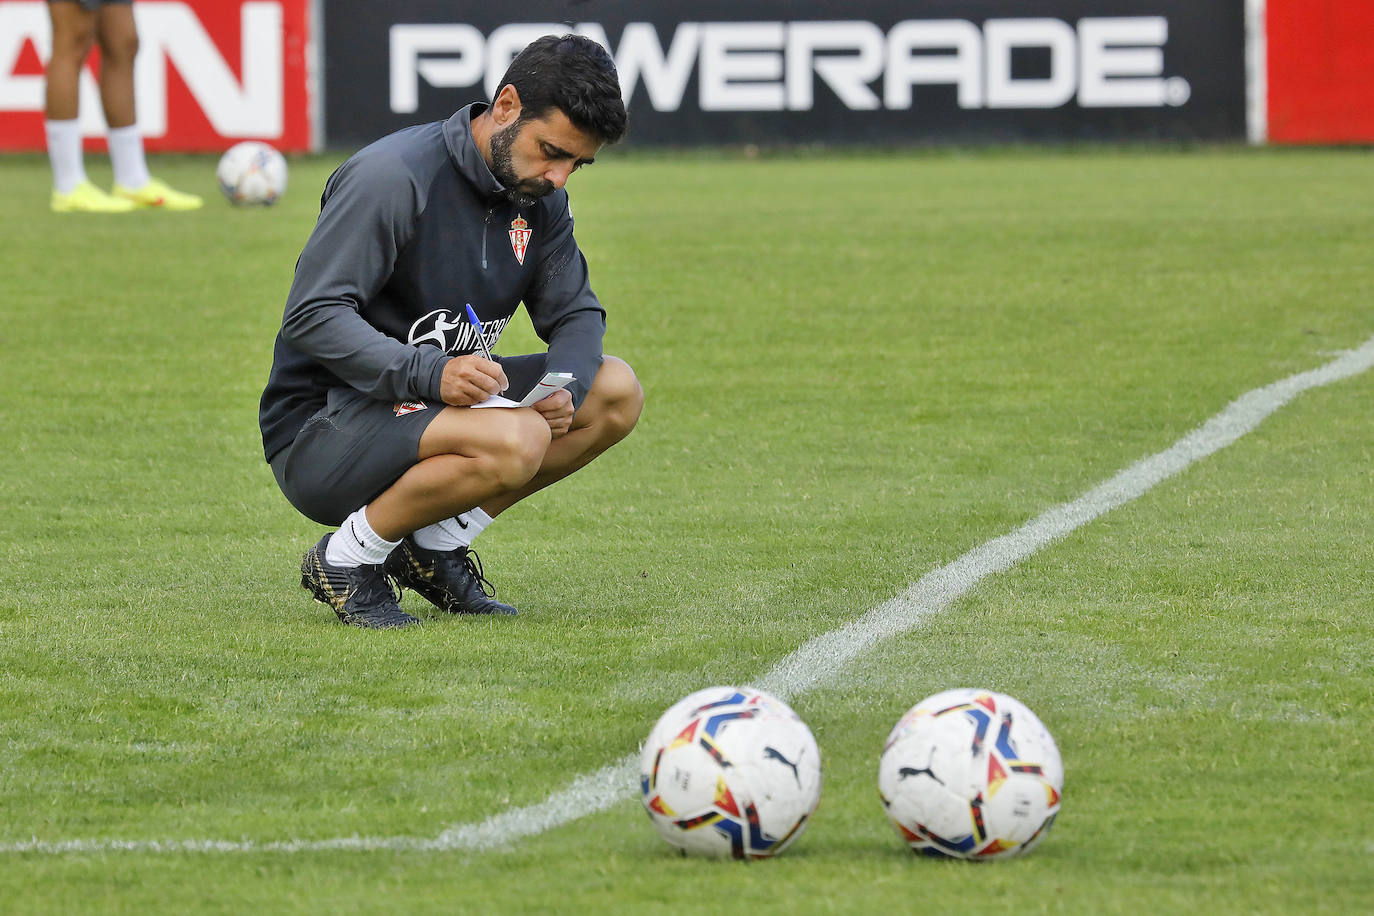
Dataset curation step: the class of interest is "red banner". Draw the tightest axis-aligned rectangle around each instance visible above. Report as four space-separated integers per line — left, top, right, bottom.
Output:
0 0 313 152
1267 0 1374 143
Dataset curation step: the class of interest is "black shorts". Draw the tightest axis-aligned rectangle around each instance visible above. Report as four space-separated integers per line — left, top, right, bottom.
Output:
50 0 132 10
270 353 550 526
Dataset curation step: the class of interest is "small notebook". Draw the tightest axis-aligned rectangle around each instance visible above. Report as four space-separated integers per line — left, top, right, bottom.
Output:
471 372 575 409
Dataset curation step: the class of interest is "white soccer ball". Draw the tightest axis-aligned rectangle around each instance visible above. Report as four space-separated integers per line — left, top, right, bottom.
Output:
640 686 821 858
216 141 287 206
878 688 1063 860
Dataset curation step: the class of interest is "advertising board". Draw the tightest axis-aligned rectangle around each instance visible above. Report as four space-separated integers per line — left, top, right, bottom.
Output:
323 0 1247 148
0 0 314 151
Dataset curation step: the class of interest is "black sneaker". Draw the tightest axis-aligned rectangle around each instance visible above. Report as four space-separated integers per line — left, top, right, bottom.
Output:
300 534 419 629
385 538 518 616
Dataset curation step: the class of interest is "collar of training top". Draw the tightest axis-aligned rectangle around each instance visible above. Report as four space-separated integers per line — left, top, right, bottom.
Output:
443 102 507 201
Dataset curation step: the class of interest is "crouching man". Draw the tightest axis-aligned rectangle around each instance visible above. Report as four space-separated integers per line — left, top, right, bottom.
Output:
258 35 642 628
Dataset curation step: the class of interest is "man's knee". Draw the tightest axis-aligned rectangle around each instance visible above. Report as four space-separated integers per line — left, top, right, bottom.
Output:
591 356 645 439
96 30 139 67
51 25 96 62
477 409 552 488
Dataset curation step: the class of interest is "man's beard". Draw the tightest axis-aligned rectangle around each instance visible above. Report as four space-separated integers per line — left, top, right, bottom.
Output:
490 123 555 207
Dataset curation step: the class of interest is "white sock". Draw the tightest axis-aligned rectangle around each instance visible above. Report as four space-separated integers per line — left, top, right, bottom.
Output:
412 508 493 551
325 507 401 568
45 119 86 193
107 124 150 189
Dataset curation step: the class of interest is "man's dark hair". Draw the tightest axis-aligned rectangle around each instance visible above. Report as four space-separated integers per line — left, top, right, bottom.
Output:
495 35 628 145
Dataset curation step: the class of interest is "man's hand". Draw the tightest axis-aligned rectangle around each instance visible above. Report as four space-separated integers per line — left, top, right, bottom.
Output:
440 355 508 406
531 388 574 438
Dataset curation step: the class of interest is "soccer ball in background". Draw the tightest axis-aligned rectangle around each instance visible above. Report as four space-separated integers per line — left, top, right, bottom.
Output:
640 686 821 858
878 688 1063 860
216 141 288 206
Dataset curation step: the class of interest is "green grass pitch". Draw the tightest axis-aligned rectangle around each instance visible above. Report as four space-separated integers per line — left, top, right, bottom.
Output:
0 145 1371 913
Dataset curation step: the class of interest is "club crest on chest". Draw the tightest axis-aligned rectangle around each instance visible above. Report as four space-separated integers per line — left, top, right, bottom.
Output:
509 215 531 264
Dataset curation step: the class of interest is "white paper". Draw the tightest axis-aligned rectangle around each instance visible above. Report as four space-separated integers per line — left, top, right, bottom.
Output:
471 372 575 409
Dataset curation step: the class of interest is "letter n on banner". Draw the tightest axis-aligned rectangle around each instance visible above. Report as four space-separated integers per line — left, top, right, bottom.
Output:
0 0 314 152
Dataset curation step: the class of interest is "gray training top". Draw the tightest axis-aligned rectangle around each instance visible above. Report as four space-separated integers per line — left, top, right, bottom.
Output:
258 102 607 463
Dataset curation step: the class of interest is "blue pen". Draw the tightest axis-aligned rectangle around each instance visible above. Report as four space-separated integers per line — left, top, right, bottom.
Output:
464 303 494 361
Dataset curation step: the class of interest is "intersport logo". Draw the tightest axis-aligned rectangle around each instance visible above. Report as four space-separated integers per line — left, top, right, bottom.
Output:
391 18 1192 115
409 309 511 354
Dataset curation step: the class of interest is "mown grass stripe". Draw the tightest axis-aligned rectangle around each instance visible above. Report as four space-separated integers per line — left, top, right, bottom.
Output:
5 334 1371 857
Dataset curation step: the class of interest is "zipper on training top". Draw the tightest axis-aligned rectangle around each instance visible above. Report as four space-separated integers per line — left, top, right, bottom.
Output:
482 204 494 269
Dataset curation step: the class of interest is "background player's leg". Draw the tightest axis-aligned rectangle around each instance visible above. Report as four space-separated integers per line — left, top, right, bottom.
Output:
95 3 202 208
93 2 137 129
481 356 644 518
44 2 96 195
96 4 149 193
45 2 94 121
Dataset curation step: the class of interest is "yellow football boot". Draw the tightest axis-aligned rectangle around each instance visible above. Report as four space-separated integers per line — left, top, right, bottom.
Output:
113 177 204 211
50 180 137 213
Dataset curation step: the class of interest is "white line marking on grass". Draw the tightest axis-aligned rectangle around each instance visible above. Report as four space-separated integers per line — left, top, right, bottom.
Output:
760 338 1374 699
6 336 1373 857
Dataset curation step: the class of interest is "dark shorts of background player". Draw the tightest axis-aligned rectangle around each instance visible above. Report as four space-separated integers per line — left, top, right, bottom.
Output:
49 0 133 10
271 353 550 527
